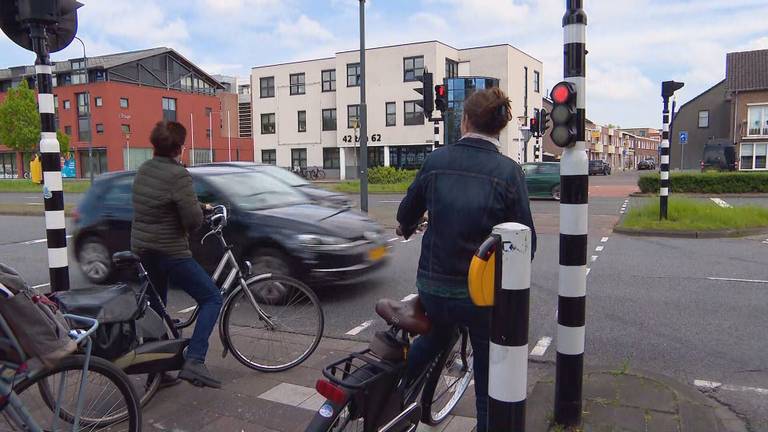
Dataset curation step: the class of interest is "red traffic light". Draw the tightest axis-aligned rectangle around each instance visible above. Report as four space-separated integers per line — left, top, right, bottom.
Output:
435 85 446 97
551 82 575 104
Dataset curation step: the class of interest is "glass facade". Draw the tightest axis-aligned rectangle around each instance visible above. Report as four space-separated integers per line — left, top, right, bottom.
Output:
444 77 500 145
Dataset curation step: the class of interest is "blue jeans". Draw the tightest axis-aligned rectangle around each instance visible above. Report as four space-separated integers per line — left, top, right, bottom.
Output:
407 290 491 432
140 253 223 362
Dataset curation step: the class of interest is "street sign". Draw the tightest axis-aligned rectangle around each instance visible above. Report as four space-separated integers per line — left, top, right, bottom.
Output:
680 131 688 145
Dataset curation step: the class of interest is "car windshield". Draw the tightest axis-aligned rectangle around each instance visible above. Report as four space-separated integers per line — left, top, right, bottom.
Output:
703 147 724 162
589 160 601 166
206 172 309 210
258 165 310 187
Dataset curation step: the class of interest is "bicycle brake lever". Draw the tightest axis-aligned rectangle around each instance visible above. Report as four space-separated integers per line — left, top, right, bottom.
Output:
201 230 214 245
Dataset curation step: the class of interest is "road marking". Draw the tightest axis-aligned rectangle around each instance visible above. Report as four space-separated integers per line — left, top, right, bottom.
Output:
706 277 768 284
401 238 412 243
379 200 402 203
176 306 197 314
591 255 599 262
586 268 591 276
32 283 50 289
694 380 768 396
600 237 609 243
710 198 732 208
401 293 418 302
595 246 604 252
26 202 43 206
388 237 399 242
530 336 552 356
21 235 72 246
346 320 374 336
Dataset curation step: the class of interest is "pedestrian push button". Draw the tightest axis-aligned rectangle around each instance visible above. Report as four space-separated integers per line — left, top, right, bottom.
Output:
468 235 500 307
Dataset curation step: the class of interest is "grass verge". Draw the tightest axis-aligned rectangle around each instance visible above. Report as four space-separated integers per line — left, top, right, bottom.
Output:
0 179 91 193
620 197 768 231
0 203 76 217
330 181 411 194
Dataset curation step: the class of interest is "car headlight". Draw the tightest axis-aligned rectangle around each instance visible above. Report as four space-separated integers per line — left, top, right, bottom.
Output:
297 234 352 250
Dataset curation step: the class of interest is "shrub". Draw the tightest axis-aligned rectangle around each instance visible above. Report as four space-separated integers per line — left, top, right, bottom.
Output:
367 166 418 184
638 172 768 194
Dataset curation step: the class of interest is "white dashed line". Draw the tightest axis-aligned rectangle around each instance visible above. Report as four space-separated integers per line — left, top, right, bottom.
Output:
595 246 604 252
401 238 413 243
591 255 599 262
176 306 197 314
379 200 402 203
530 336 552 356
600 237 609 243
388 237 399 243
32 283 50 289
694 380 768 396
346 320 374 336
401 293 418 302
21 235 72 246
586 268 592 276
706 277 768 284
710 198 732 208
26 203 43 206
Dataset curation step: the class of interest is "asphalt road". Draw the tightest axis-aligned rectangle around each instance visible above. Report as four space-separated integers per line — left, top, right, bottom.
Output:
2 172 766 428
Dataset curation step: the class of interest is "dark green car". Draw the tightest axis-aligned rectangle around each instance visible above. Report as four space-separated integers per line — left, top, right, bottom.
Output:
522 162 561 200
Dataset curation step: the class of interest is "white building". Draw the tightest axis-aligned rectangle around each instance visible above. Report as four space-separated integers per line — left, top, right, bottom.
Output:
250 41 543 179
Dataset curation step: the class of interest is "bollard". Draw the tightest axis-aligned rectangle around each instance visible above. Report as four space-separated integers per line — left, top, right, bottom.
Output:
469 222 532 431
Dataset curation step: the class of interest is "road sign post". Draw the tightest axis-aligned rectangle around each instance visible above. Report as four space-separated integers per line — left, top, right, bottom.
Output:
679 131 688 170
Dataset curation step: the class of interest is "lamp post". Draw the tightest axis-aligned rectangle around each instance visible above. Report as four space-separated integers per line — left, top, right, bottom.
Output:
358 0 368 212
73 36 93 182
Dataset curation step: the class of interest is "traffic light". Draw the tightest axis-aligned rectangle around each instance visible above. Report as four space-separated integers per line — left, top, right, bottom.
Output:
538 108 550 136
435 84 448 113
0 0 83 53
549 82 578 148
415 72 434 120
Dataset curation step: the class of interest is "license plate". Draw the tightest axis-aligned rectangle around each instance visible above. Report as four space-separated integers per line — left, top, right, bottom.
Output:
368 246 387 262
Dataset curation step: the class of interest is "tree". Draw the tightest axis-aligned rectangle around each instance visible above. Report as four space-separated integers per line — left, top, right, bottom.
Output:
0 80 69 154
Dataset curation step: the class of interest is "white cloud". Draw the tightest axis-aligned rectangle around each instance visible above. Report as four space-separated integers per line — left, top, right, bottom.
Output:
276 15 335 49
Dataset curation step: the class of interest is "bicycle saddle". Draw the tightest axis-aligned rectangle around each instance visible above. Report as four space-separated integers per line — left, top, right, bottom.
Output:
112 251 141 267
375 297 431 335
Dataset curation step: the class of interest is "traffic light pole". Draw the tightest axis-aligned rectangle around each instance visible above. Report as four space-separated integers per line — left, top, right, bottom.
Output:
31 24 70 292
660 96 671 219
358 0 368 213
554 0 588 426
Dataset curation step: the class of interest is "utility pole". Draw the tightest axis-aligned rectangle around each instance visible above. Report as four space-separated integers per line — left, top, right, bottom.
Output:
660 80 684 219
358 0 368 212
73 36 93 182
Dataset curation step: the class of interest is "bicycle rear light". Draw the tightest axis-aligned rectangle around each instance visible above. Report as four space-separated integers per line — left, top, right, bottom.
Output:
316 379 348 405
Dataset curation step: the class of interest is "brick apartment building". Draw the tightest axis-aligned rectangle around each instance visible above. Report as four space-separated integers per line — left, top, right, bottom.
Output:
0 48 252 179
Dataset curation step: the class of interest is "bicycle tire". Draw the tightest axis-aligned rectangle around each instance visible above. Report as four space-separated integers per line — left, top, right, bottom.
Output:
222 274 324 372
317 169 326 180
20 354 141 431
420 329 473 425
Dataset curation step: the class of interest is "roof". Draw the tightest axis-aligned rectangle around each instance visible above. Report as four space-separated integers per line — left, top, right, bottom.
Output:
676 79 727 113
726 49 768 92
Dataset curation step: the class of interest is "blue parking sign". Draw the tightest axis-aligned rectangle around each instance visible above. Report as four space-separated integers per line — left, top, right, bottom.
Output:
679 131 688 144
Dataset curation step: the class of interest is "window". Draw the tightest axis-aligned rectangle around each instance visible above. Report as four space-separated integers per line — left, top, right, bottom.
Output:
262 149 276 165
534 71 541 93
119 98 129 109
260 76 275 98
386 102 396 127
78 118 90 141
290 73 305 95
64 126 72 135
71 72 86 85
756 143 768 169
323 148 340 169
322 109 337 131
347 105 360 128
347 63 361 87
76 93 89 115
63 100 71 110
741 143 754 170
747 105 768 136
404 101 424 126
206 128 211 138
445 59 458 79
205 107 212 117
70 59 85 70
191 149 213 165
261 113 276 134
322 69 336 92
95 97 103 107
96 123 104 134
298 110 307 132
403 56 424 82
121 124 130 134
162 97 177 121
740 143 767 170
698 110 709 128
291 148 307 169
104 176 134 206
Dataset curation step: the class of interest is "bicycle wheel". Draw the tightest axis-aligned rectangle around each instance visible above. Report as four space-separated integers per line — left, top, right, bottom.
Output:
11 355 141 432
222 275 324 371
317 169 326 180
420 329 474 425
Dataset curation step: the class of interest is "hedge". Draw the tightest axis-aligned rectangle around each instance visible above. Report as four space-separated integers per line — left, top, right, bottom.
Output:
367 166 418 184
638 172 768 194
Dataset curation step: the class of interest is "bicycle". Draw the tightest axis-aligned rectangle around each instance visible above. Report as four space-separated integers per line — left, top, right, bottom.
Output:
0 313 142 432
55 205 324 409
306 167 326 181
304 296 473 432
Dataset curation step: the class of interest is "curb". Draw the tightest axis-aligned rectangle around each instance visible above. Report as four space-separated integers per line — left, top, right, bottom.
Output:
613 225 768 239
630 192 768 198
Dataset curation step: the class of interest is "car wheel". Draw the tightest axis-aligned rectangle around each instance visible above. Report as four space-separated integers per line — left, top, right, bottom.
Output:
248 248 294 304
551 184 561 201
77 237 113 284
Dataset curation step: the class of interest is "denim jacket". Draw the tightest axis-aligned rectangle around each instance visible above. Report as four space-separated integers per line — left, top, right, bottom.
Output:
397 137 537 291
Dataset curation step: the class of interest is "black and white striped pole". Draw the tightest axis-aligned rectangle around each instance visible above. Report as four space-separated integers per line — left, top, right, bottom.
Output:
660 80 684 220
469 223 532 431
552 0 587 427
0 1 83 292
433 120 440 148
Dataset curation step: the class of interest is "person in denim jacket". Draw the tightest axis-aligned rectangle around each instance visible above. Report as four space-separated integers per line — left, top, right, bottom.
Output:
397 87 536 432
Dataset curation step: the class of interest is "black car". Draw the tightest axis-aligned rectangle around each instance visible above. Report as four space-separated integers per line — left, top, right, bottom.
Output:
72 165 387 285
701 143 737 172
588 160 611 175
637 159 655 170
200 162 351 208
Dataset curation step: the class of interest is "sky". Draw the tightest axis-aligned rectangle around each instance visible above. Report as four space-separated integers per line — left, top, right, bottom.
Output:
1 0 767 127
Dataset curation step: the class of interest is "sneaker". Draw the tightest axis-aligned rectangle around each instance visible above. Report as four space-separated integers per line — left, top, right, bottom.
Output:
178 359 222 389
158 372 181 389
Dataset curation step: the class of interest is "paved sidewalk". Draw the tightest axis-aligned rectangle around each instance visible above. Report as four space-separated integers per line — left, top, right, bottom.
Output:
141 336 746 432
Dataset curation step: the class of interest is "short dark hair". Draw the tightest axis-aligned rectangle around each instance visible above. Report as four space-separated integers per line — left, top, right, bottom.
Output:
462 87 513 136
150 121 186 157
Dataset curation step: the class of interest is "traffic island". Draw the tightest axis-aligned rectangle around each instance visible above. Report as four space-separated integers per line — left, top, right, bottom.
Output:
613 197 768 238
526 367 747 432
